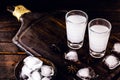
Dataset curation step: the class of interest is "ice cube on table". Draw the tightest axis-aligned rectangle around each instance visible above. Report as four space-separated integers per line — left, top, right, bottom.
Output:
31 70 42 80
41 77 51 80
65 50 78 62
76 67 96 80
23 56 43 70
41 65 54 77
76 68 89 78
104 55 120 69
113 43 120 53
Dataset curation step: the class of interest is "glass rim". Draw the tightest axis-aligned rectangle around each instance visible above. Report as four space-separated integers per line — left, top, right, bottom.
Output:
65 10 88 24
88 18 112 34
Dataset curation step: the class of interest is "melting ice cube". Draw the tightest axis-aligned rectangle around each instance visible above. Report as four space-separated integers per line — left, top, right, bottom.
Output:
23 56 43 70
20 65 32 79
31 70 42 80
103 55 120 69
27 77 33 80
41 77 51 80
113 43 120 53
41 65 54 77
76 67 96 80
65 50 78 62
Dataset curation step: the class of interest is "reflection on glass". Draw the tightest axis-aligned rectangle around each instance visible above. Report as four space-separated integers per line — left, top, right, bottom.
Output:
88 18 112 58
65 10 88 49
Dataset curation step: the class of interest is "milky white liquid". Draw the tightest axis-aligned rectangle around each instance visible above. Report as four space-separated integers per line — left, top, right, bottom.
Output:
89 25 110 52
66 15 87 43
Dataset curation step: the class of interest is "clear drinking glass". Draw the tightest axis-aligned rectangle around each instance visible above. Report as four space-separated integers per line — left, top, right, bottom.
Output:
88 18 112 58
65 10 88 49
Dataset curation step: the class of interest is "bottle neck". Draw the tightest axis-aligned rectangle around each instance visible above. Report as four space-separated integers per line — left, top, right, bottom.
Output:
12 5 31 20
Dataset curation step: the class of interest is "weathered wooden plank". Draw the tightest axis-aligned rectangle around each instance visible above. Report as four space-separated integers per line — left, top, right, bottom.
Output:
0 54 26 79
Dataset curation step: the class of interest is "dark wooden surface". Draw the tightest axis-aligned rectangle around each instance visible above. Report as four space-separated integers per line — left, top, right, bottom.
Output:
0 0 120 80
0 15 25 80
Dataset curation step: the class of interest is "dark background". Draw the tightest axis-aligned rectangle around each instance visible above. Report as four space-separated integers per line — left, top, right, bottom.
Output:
0 0 119 12
0 0 119 32
0 0 119 18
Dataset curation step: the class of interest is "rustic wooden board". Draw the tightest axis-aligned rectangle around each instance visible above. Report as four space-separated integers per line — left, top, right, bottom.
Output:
0 53 26 80
0 16 21 53
0 15 26 80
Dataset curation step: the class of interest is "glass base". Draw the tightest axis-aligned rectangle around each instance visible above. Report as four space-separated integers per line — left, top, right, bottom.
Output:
67 41 83 49
90 49 105 58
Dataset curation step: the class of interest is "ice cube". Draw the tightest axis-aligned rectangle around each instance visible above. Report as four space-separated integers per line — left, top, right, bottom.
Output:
104 55 120 69
76 67 96 80
31 70 42 80
65 50 78 62
27 77 33 80
41 65 54 77
20 65 32 79
41 77 51 80
23 56 43 70
113 43 120 53
32 62 43 71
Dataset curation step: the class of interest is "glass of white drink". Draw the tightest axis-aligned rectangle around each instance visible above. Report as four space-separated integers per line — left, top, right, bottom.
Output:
65 10 88 49
88 18 112 58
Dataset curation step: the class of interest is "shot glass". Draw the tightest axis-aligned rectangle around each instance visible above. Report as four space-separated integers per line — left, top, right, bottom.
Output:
65 10 88 49
88 18 112 58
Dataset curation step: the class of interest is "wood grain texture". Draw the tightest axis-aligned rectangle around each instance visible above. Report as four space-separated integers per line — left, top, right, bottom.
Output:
0 0 120 79
0 54 26 80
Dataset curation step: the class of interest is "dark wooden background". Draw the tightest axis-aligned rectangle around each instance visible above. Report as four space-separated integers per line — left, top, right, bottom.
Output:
0 0 120 80
0 0 120 32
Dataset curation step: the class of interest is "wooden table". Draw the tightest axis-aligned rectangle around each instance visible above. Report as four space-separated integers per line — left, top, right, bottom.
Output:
0 1 120 79
0 15 26 80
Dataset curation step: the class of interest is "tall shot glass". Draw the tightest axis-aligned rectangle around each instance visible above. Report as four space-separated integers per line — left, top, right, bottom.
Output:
88 18 112 58
65 10 88 49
